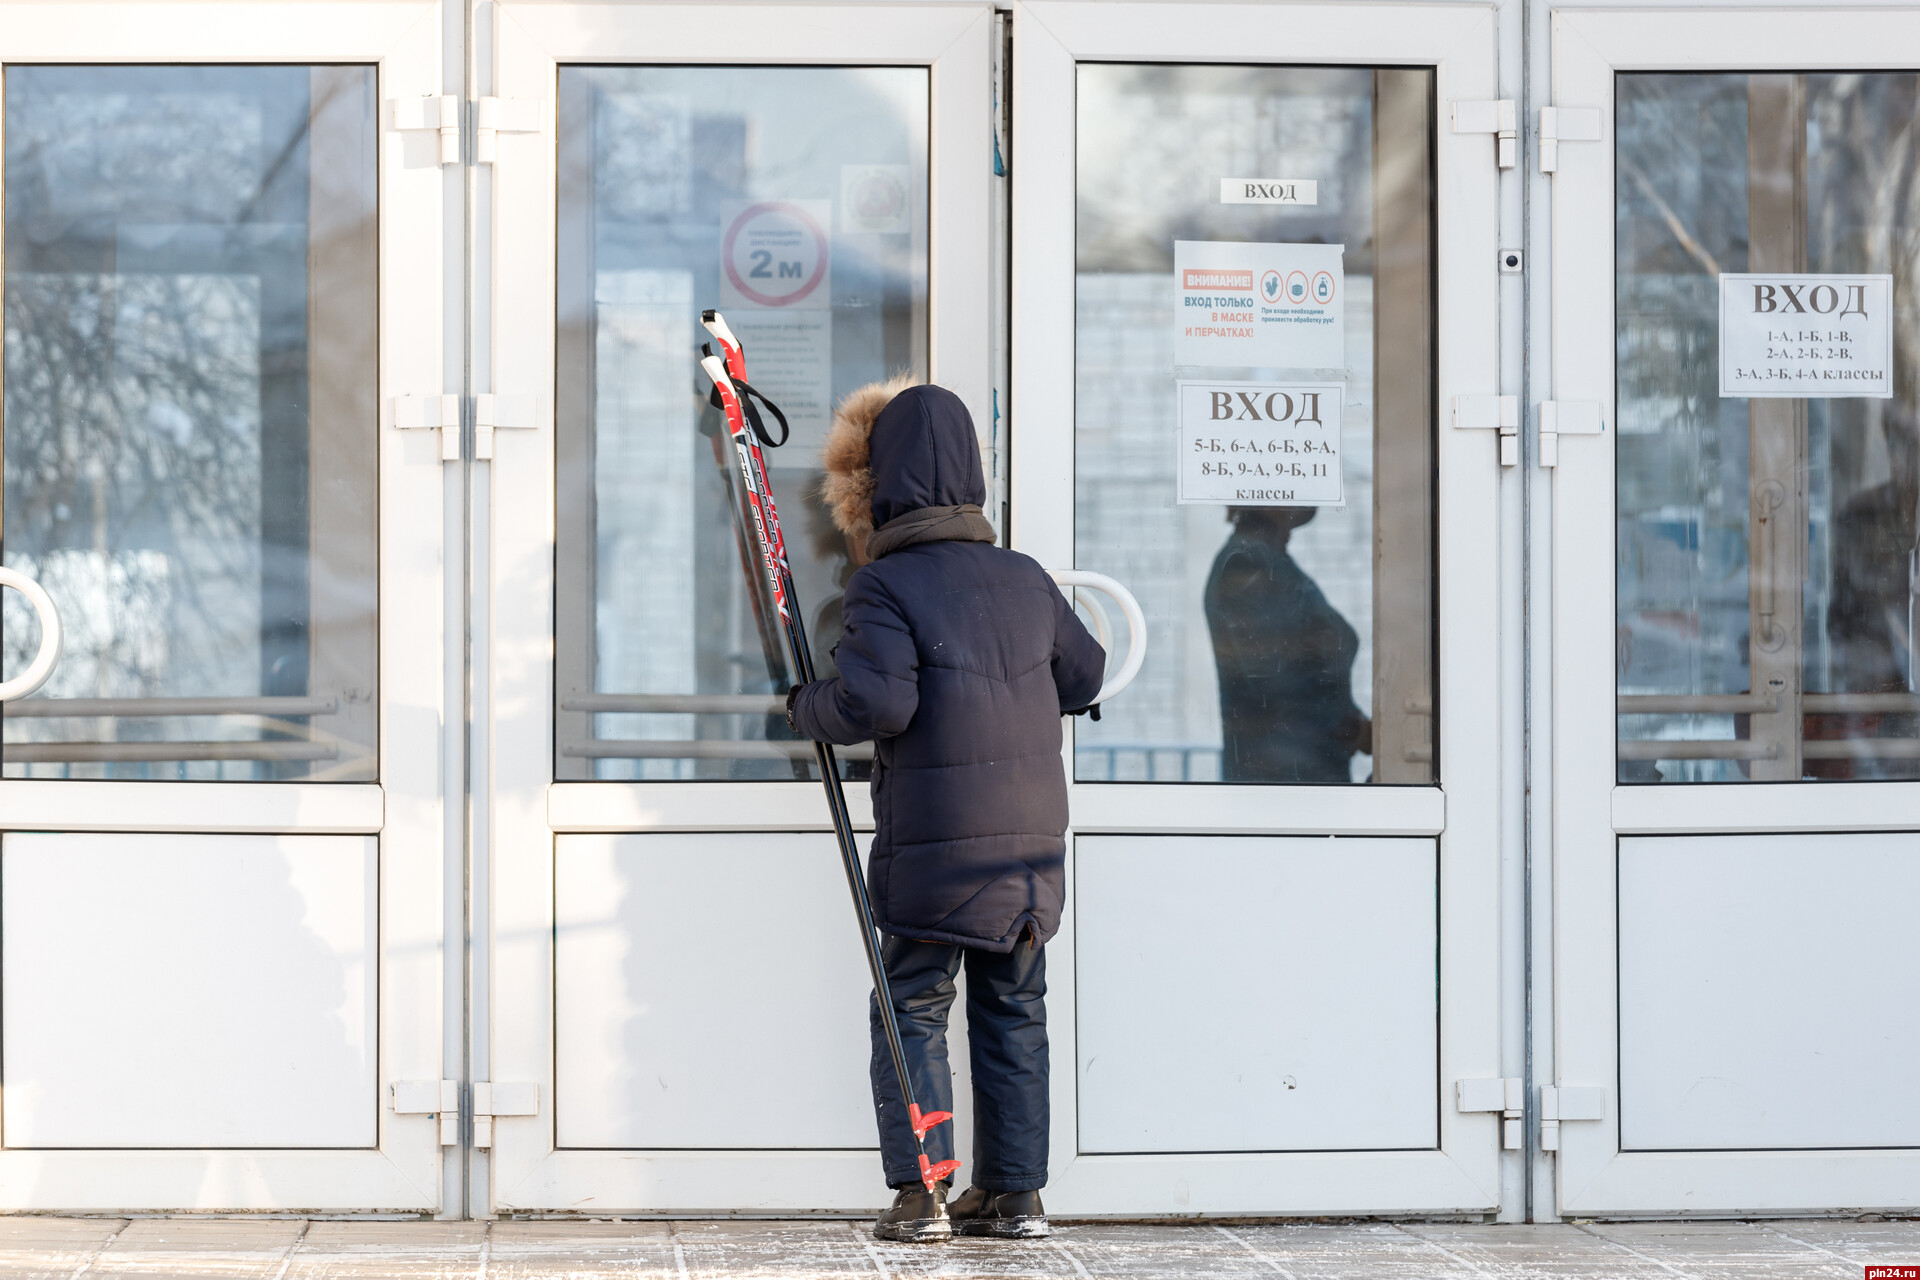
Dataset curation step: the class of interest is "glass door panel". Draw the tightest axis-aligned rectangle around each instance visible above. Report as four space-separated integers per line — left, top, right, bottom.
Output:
553 65 928 782
1 64 379 781
1617 71 1920 782
1072 64 1435 786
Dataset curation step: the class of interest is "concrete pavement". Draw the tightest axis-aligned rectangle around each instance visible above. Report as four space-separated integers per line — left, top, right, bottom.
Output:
0 1216 1913 1279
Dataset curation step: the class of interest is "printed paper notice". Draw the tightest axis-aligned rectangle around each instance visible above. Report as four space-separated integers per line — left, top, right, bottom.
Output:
1174 241 1344 371
719 198 833 445
726 312 833 451
719 199 831 310
1177 380 1343 506
1720 273 1892 398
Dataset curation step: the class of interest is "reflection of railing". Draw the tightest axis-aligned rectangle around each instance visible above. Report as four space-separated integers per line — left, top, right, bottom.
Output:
559 693 872 761
1617 691 1920 762
563 740 874 760
4 741 338 763
561 694 783 715
1618 692 1920 714
2 696 347 764
4 696 338 718
1076 744 1223 783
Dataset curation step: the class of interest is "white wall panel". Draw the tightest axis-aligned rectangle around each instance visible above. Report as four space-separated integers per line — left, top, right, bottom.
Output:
554 833 874 1149
2 832 377 1148
1619 833 1920 1151
1075 835 1438 1153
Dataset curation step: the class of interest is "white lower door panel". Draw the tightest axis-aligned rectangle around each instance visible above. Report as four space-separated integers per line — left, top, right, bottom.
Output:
1075 835 1437 1154
554 833 874 1150
3 832 378 1149
1619 834 1920 1152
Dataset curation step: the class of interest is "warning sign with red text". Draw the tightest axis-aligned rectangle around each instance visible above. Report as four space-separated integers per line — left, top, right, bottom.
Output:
1173 240 1344 371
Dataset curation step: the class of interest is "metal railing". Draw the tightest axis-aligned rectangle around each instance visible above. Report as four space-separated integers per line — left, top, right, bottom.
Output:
563 739 874 760
4 740 339 763
2 696 348 764
1617 691 1920 762
3 696 339 718
560 693 870 761
1075 744 1224 782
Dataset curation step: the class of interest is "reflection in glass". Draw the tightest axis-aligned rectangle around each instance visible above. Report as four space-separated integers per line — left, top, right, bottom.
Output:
1074 65 1436 785
1 66 379 781
1207 507 1370 782
554 67 929 780
1617 73 1920 781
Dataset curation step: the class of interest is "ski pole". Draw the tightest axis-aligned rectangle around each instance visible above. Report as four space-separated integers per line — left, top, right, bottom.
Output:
698 415 807 779
698 310 960 1195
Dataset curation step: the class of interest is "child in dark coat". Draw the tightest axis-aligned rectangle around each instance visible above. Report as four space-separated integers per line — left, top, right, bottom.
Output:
788 378 1105 1242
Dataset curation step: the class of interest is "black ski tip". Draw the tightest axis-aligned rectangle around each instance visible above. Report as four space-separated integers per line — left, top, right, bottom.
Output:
701 342 715 358
701 308 718 322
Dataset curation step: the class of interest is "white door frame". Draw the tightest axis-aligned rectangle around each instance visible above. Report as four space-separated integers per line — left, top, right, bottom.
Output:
1550 4 1920 1216
1012 1 1506 1215
486 0 994 1213
0 0 450 1211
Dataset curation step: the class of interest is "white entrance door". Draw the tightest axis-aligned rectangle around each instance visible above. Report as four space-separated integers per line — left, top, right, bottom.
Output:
486 3 995 1212
0 1 452 1210
1013 2 1506 1215
1551 6 1920 1216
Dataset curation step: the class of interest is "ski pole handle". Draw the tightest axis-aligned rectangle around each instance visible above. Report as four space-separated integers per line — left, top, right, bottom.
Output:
1048 569 1147 704
701 309 745 380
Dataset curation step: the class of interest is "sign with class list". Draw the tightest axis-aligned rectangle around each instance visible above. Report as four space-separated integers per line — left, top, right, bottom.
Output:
1719 272 1893 398
1176 379 1343 506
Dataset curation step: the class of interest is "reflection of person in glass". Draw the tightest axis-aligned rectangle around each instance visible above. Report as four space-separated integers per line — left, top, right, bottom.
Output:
1204 506 1371 782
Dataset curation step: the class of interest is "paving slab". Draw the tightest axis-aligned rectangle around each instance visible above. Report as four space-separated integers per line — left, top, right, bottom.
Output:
488 1220 679 1280
1397 1222 1690 1277
0 1219 130 1280
286 1221 487 1280
1577 1220 1860 1278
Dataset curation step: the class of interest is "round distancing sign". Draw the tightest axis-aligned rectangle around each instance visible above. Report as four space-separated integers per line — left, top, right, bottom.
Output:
722 201 829 308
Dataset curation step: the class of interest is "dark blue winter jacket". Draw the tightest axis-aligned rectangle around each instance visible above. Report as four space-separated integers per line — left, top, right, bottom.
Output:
790 385 1105 951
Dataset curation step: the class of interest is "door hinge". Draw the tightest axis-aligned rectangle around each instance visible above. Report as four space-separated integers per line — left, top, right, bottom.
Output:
472 1082 539 1149
389 95 462 167
1456 1077 1525 1150
390 394 462 461
1538 400 1605 468
391 1079 461 1146
1539 1085 1607 1150
1540 106 1602 174
1451 100 1517 170
474 394 539 460
1451 395 1521 467
475 97 543 163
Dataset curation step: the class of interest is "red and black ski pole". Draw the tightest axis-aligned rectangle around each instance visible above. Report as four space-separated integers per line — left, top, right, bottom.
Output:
698 309 960 1194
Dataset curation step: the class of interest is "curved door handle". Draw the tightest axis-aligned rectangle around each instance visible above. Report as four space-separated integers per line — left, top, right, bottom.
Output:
1047 569 1147 705
0 566 64 702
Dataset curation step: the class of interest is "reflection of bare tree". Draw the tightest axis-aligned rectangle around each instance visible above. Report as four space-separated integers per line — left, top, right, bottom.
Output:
4 271 263 702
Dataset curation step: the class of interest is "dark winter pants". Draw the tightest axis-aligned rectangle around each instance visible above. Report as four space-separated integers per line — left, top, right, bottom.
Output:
870 932 1049 1192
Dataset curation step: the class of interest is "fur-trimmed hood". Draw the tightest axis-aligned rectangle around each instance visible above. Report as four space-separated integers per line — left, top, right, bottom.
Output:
821 378 987 548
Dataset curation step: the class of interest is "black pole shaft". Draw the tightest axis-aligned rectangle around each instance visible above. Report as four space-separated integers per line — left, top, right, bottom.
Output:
780 581 926 1150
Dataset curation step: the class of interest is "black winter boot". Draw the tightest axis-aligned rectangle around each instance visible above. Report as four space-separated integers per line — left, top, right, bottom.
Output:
872 1182 951 1243
948 1186 1049 1238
